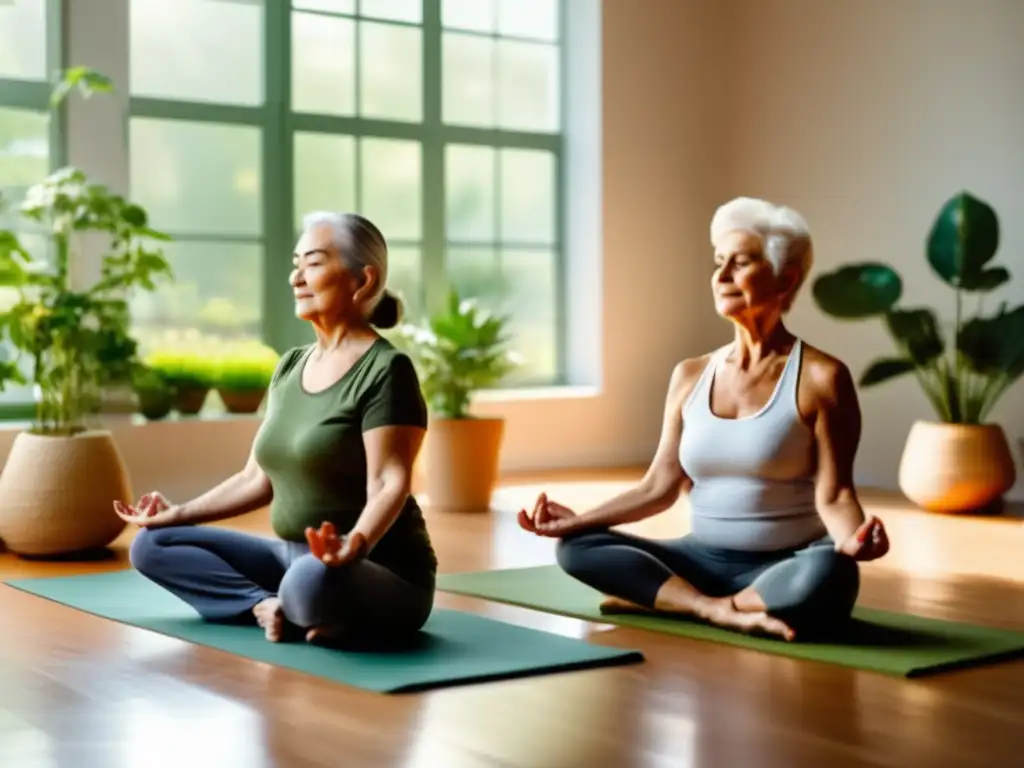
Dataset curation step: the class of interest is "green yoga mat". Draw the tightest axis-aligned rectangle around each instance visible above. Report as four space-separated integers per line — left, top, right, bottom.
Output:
4 570 643 694
437 565 1024 678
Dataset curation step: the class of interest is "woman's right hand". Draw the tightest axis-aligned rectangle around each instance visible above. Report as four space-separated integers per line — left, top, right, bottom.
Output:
113 491 185 528
517 493 580 537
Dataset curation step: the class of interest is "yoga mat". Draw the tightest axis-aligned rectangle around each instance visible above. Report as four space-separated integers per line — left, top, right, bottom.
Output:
437 565 1024 678
4 570 643 694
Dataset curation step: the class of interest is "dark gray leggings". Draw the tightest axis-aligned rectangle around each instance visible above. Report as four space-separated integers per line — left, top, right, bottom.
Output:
130 526 434 638
556 529 859 636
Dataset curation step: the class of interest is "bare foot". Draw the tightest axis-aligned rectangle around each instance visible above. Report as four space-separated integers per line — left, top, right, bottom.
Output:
599 595 655 615
702 598 795 641
253 597 285 642
305 625 346 645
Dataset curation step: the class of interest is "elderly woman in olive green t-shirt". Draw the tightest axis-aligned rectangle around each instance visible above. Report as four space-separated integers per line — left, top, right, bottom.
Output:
113 212 437 645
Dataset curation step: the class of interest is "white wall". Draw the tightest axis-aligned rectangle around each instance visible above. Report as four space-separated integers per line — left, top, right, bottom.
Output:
726 0 1024 499
3 0 1023 504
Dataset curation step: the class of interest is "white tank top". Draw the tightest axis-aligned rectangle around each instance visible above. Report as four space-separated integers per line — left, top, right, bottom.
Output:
678 339 825 551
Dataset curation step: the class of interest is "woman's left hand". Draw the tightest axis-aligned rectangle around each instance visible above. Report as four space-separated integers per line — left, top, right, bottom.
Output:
837 515 889 561
305 522 367 567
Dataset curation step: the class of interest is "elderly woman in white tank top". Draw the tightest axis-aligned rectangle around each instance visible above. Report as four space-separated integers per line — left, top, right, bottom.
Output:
518 197 889 641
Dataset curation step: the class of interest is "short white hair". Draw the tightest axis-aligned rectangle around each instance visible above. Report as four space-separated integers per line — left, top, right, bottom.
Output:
302 210 389 309
710 196 814 304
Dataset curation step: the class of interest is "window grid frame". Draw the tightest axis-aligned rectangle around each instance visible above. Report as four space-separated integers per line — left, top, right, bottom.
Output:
1 0 569 421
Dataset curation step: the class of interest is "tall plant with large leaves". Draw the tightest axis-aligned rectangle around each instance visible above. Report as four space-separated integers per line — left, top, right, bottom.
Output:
0 68 172 435
812 191 1024 424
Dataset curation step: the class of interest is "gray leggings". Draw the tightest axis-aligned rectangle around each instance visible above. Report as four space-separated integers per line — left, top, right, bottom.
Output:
556 529 859 636
130 526 434 639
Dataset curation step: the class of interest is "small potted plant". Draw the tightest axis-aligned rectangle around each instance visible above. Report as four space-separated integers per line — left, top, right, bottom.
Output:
214 340 280 414
0 70 173 557
132 364 174 421
812 191 1022 514
396 290 521 512
144 346 219 415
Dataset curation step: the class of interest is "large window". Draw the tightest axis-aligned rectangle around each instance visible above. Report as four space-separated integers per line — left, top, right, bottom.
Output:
0 0 60 416
128 0 565 385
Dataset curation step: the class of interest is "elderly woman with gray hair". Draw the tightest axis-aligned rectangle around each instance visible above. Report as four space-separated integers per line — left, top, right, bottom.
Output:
519 197 889 641
113 212 437 646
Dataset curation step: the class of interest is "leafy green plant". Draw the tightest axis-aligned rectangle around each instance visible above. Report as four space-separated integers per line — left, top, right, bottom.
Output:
144 347 220 392
812 191 1024 424
395 290 521 419
0 70 172 435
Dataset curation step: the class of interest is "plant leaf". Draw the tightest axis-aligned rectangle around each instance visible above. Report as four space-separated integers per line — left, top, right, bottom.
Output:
959 303 1024 377
811 263 902 318
50 66 116 108
926 191 1001 290
958 266 1010 292
859 357 917 386
884 308 945 364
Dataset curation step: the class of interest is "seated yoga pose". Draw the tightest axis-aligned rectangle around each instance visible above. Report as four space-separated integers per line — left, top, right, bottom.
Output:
519 197 889 641
115 212 436 644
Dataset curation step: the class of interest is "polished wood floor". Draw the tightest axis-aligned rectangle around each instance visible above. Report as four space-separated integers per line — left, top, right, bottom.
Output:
2 468 1023 768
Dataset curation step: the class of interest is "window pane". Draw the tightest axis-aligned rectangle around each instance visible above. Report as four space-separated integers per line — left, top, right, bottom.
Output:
294 132 356 230
500 148 554 244
294 0 355 12
292 12 356 116
0 107 49 229
500 248 558 383
359 138 421 240
447 247 557 383
442 0 495 33
446 144 494 242
442 33 494 127
130 240 263 351
0 0 46 81
130 118 262 237
359 0 422 23
130 0 263 105
497 0 559 41
497 40 559 132
359 21 422 122
447 247 504 308
386 246 423 323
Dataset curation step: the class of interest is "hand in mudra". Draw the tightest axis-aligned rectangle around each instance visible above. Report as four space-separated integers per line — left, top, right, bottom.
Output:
113 491 182 528
517 492 578 537
837 515 889 561
305 521 367 567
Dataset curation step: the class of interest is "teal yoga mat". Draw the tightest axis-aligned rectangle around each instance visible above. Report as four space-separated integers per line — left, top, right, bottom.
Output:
4 570 643 693
437 565 1024 677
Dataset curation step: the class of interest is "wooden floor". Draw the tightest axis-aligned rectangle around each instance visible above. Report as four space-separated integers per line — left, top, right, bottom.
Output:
2 468 1023 768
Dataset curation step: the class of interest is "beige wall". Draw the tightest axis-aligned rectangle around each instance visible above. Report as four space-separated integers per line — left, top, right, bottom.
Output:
2 0 1022 503
725 0 1024 500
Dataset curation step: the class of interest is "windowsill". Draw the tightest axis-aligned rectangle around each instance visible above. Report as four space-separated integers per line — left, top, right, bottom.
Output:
0 385 603 433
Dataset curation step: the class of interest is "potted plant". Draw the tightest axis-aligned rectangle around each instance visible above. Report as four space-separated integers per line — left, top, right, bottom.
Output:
396 290 521 512
132 364 174 421
812 191 1021 514
0 71 173 556
214 340 280 414
144 346 219 415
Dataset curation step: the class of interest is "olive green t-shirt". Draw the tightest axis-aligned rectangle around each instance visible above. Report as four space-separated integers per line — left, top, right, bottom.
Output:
252 338 437 590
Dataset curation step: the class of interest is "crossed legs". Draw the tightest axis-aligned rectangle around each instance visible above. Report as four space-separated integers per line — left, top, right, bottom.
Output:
555 529 859 641
129 526 433 642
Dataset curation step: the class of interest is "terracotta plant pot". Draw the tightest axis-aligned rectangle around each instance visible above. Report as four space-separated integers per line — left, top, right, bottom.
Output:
898 420 1017 514
423 417 505 512
218 388 267 414
0 430 132 556
174 386 209 415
